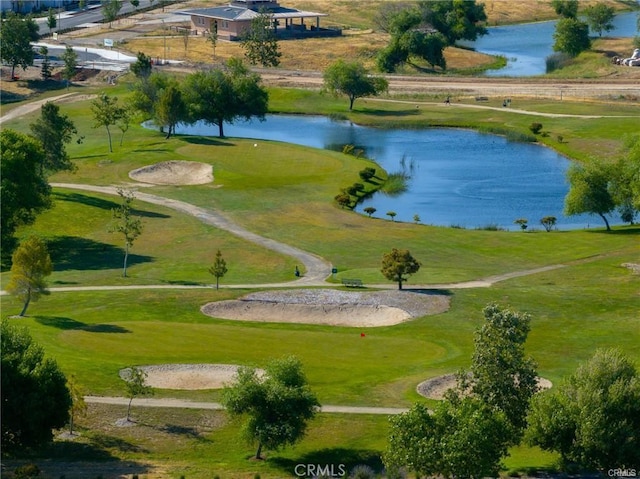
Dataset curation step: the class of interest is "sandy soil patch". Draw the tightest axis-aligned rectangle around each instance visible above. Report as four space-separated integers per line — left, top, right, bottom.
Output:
417 374 553 400
129 160 213 185
201 289 450 327
119 364 264 390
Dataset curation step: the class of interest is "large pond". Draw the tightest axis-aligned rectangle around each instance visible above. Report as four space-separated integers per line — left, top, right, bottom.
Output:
174 115 614 230
463 10 640 77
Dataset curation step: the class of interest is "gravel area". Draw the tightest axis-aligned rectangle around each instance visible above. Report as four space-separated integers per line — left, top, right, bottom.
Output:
201 289 450 327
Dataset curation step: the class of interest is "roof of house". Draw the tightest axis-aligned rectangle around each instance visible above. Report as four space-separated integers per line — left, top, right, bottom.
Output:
179 5 327 22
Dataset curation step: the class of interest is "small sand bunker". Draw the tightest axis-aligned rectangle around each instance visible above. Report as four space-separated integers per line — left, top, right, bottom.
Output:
129 160 213 185
119 364 264 390
201 289 450 327
417 374 552 400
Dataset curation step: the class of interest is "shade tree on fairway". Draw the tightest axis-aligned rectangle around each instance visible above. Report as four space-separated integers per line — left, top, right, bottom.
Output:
1 321 71 453
0 130 51 261
5 236 53 317
526 349 640 471
565 161 615 230
29 101 78 175
380 248 421 290
540 216 557 232
323 60 388 110
155 83 187 139
455 303 539 443
208 249 228 290
109 188 143 277
91 93 127 153
222 356 320 460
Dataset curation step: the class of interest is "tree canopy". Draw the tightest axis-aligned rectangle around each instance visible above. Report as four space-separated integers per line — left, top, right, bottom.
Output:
222 356 320 459
526 349 640 471
551 0 579 18
241 9 281 67
584 3 616 37
1 320 71 453
380 248 421 289
5 236 53 317
0 129 51 262
553 17 591 57
30 102 78 175
130 51 152 79
323 60 388 110
0 12 40 78
91 93 127 153
564 161 616 230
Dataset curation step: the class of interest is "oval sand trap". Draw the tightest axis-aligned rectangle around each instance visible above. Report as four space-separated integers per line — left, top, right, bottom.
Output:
129 161 213 185
416 374 553 400
119 364 264 390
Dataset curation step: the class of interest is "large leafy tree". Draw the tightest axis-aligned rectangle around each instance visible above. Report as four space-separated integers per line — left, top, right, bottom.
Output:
418 0 487 45
526 349 640 471
222 356 320 460
1 320 71 453
551 0 579 19
0 12 40 79
565 161 615 230
155 83 187 139
183 59 268 137
91 93 126 153
457 303 538 442
380 248 421 290
323 60 388 110
553 17 591 57
5 237 53 317
584 3 616 37
29 102 77 175
385 398 510 479
130 51 152 79
0 130 51 262
241 9 281 67
109 188 143 277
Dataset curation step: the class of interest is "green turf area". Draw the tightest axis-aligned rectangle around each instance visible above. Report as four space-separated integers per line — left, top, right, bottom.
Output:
1 80 638 478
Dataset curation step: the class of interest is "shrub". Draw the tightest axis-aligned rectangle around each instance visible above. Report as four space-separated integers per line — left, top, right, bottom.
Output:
350 464 377 479
14 464 41 479
545 52 572 72
529 123 543 135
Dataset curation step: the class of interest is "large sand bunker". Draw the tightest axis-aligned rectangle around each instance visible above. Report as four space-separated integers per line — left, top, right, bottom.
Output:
417 374 552 400
201 289 450 327
119 364 265 390
129 161 213 185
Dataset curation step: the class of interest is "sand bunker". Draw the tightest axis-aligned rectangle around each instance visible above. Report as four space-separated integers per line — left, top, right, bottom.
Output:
119 364 265 390
201 289 450 327
417 374 553 400
129 161 213 185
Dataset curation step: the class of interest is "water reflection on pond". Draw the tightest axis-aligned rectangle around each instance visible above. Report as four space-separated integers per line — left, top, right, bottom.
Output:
175 115 610 230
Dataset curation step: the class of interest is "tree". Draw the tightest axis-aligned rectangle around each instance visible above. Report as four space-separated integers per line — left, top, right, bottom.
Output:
540 215 557 231
0 130 51 262
102 0 123 27
241 9 281 67
117 105 131 146
0 12 40 79
584 3 615 37
39 45 52 80
323 60 388 111
553 17 591 57
91 93 126 153
109 188 143 277
222 356 320 460
130 51 152 79
183 60 268 138
457 303 539 443
122 366 153 422
526 349 640 471
386 211 397 221
46 8 56 34
1 320 71 453
565 161 615 230
30 101 78 175
155 83 187 139
130 0 139 10
334 193 352 209
208 25 218 61
381 248 421 290
551 0 579 18
514 218 528 230
61 45 78 88
208 249 228 290
363 206 377 217
418 0 488 45
66 375 87 436
182 27 190 58
385 398 510 479
5 237 53 317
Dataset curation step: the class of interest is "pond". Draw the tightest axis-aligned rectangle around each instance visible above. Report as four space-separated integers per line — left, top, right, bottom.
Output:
463 10 640 77
174 115 616 230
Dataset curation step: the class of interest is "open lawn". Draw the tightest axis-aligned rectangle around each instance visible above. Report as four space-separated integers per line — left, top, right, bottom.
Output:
2 29 640 479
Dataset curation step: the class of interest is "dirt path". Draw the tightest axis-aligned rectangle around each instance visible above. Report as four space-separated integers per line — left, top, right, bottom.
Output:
0 92 97 124
85 395 409 415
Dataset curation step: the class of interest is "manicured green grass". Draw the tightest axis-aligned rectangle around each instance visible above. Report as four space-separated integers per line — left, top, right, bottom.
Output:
2 78 639 477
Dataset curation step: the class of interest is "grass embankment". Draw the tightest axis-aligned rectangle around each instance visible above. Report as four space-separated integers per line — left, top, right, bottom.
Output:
1 82 639 478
